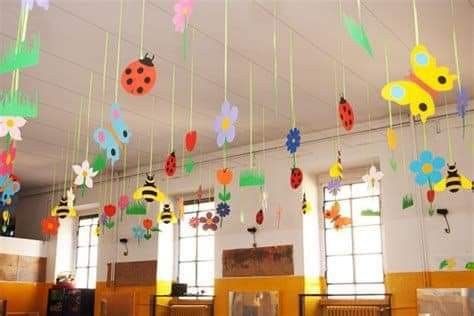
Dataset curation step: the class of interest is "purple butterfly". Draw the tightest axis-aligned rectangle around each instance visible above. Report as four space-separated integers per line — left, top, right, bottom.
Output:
457 87 469 119
21 0 49 11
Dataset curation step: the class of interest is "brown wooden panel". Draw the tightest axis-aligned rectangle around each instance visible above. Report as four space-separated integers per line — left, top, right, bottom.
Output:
222 245 294 277
17 256 46 282
106 261 157 287
0 254 18 281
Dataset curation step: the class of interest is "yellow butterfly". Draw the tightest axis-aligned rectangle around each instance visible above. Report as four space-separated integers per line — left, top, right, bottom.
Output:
381 45 456 123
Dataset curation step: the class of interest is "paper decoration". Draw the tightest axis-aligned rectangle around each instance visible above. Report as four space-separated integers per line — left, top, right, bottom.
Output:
22 0 49 11
465 262 474 271
290 167 303 189
342 14 373 56
329 151 343 179
173 0 194 32
216 202 230 218
132 225 146 241
256 209 264 225
217 168 233 185
159 203 177 224
389 157 397 171
362 165 384 191
439 258 456 270
338 97 355 131
0 117 27 141
118 195 129 210
67 188 75 208
183 157 195 174
301 193 312 215
324 201 351 230
196 185 204 200
386 128 398 151
381 45 457 123
402 194 414 210
0 143 16 176
410 150 445 187
0 36 40 75
0 175 20 206
434 163 473 193
102 204 116 229
143 218 153 240
214 100 238 147
72 160 98 189
426 189 435 215
41 216 59 236
51 195 77 219
91 152 107 173
185 130 197 152
93 103 131 165
1 210 11 234
133 174 166 203
361 209 380 216
239 169 265 187
457 87 469 118
327 179 342 196
285 128 301 154
164 152 177 176
189 216 199 228
200 212 219 231
121 54 157 96
0 91 38 118
126 201 147 215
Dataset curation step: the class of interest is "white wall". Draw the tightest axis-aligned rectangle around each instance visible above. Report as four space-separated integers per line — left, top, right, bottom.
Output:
0 236 47 257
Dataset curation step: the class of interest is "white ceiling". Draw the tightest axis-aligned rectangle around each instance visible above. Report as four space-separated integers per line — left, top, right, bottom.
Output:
0 0 473 190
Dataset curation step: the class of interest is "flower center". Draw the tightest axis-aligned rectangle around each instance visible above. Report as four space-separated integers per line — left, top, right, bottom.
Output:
221 117 231 130
82 170 88 177
422 163 433 174
6 119 14 128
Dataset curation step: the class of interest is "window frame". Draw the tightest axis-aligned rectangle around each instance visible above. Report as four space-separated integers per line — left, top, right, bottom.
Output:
75 214 99 289
322 180 385 293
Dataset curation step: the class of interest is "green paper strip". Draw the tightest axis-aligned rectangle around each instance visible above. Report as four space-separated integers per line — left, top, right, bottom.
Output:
0 90 38 118
239 169 265 187
91 152 107 173
343 14 373 57
361 209 380 216
0 35 40 74
126 201 147 215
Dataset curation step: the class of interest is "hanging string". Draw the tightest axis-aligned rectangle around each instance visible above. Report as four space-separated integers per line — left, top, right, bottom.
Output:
136 141 141 187
70 107 79 167
261 106 266 168
49 166 56 211
170 65 176 152
444 95 453 162
114 0 124 104
149 97 156 173
85 73 94 160
449 0 462 93
399 107 407 176
63 133 71 195
384 46 393 128
338 0 347 98
75 97 84 163
101 32 109 128
189 29 195 131
289 31 296 129
333 61 341 151
224 0 229 101
422 123 427 150
357 0 362 23
109 164 114 203
412 0 420 45
12 7 30 91
139 0 146 58
249 63 254 169
121 146 128 195
272 5 279 118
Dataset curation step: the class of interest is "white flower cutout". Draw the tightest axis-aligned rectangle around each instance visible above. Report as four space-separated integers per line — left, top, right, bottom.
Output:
362 165 384 191
0 117 27 141
72 160 98 189
67 187 75 208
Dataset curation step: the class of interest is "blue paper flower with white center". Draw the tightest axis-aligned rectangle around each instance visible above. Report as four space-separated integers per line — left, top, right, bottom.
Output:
216 202 230 218
285 128 301 154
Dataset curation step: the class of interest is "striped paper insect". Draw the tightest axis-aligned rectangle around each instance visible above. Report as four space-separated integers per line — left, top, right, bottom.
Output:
434 163 473 193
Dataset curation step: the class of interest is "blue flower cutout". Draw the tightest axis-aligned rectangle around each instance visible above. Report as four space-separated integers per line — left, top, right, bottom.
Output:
286 128 301 154
457 87 469 119
327 179 342 195
132 225 146 241
216 202 230 218
409 150 445 187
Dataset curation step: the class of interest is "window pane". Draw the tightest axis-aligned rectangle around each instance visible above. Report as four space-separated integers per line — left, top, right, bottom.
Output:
200 202 215 211
352 182 379 197
327 284 355 295
198 236 214 260
87 267 96 289
353 226 382 254
325 228 352 255
198 287 214 295
89 246 98 266
197 261 214 287
324 200 351 229
180 213 198 237
180 238 197 261
355 283 385 294
324 184 350 201
76 247 89 267
78 226 90 247
352 197 380 226
79 218 93 226
327 255 353 284
355 254 383 283
179 262 196 286
90 226 98 246
75 268 88 289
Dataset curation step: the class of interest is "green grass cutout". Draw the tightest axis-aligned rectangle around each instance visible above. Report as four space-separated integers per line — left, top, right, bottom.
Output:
91 152 107 173
0 90 38 118
402 194 414 210
239 169 265 187
361 209 380 216
0 36 40 74
126 201 147 215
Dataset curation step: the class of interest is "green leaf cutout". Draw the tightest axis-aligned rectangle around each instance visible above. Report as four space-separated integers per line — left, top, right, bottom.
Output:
183 157 195 174
91 152 107 173
343 14 373 57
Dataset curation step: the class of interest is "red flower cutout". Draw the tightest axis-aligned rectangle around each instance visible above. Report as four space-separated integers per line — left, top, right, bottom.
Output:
143 218 153 230
103 204 116 218
199 212 219 231
41 216 59 236
0 143 16 176
185 130 197 152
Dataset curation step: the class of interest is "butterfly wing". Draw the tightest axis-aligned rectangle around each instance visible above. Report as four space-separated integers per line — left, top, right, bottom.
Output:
93 128 121 164
110 103 131 144
410 45 456 92
381 80 435 123
334 216 352 230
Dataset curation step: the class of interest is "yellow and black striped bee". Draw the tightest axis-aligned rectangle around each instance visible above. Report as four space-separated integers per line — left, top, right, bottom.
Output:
302 193 312 214
159 203 177 224
133 174 166 203
51 196 77 219
434 163 473 193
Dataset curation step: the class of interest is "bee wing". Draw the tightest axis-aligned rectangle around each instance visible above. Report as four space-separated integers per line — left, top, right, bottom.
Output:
460 176 473 190
329 162 343 178
51 206 58 216
132 187 144 200
110 103 131 144
433 178 447 192
156 191 166 203
93 128 121 164
69 207 77 217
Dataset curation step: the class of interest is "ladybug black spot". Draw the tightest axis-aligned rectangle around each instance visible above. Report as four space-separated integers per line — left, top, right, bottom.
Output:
111 148 116 156
137 87 144 94
419 103 428 111
144 77 151 84
126 78 133 85
340 114 344 120
348 120 352 126
125 68 132 75
347 109 352 115
438 76 447 84
137 67 144 74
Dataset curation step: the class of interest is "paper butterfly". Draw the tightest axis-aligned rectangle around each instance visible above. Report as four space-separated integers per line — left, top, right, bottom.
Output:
324 201 351 230
0 175 20 205
381 45 456 123
93 103 131 165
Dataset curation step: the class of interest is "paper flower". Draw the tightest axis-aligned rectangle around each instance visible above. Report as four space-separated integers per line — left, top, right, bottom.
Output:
0 143 16 176
362 165 384 191
132 225 146 240
327 179 342 196
457 87 469 118
172 0 194 33
66 188 75 208
216 168 233 185
200 212 219 231
0 117 26 141
216 202 230 218
41 216 59 236
22 0 49 11
409 150 445 186
72 160 98 189
118 195 129 210
214 100 238 147
189 216 199 228
103 204 116 218
143 218 153 230
285 128 301 154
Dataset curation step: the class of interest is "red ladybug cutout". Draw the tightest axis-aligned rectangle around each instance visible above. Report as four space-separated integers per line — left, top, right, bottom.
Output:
256 209 264 225
165 152 177 177
121 53 157 96
290 167 303 189
338 97 355 131
185 130 197 152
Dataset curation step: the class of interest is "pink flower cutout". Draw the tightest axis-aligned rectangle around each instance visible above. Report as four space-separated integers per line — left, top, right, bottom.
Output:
0 143 16 176
199 212 219 231
173 0 194 33
189 216 199 228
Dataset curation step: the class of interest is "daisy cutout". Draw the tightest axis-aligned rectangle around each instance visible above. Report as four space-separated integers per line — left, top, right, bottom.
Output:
0 117 27 141
362 165 383 191
72 160 98 189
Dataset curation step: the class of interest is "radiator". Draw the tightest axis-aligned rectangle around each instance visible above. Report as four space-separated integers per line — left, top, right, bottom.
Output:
170 305 210 316
324 305 382 316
